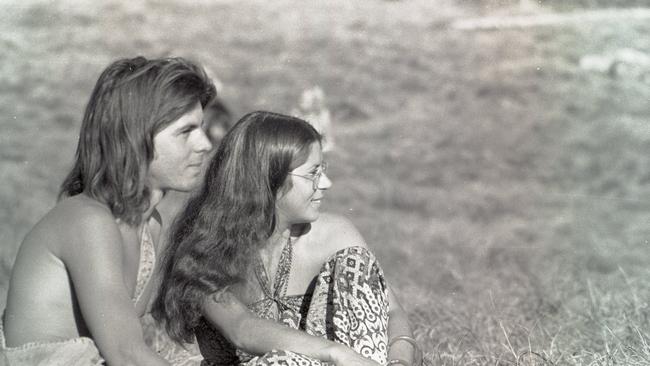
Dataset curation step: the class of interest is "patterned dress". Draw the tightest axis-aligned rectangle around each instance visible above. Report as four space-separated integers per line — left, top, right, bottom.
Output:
194 244 390 366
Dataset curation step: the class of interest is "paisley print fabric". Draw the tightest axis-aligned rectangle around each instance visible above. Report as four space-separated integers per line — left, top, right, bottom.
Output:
195 245 389 366
305 247 389 364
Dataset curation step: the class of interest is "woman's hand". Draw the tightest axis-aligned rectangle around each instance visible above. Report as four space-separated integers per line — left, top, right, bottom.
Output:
328 344 382 366
203 292 379 364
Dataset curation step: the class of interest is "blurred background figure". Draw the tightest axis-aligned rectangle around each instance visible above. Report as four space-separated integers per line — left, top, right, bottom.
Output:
292 86 335 153
204 98 233 145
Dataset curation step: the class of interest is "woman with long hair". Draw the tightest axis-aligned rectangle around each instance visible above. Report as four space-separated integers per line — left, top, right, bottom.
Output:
152 111 418 366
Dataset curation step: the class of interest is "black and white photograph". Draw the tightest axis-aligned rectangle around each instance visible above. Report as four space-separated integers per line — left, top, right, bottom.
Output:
1 1 649 365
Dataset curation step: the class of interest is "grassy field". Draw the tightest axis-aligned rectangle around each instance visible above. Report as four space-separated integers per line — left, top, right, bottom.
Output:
1 0 649 365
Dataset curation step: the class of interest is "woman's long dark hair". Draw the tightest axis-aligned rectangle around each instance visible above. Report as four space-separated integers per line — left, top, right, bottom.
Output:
58 56 215 226
152 111 321 343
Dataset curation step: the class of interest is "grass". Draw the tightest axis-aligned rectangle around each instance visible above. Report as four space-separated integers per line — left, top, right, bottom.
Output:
1 0 649 365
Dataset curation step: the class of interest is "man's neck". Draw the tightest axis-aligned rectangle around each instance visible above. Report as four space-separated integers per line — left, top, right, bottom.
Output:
142 188 164 223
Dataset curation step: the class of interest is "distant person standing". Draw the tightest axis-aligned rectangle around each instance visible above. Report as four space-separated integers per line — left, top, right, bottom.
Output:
1 56 215 366
292 87 335 153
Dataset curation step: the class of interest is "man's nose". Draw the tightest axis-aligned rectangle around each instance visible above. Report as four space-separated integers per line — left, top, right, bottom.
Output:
195 129 213 153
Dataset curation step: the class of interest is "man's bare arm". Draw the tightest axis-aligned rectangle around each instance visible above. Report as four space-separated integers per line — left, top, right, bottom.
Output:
61 207 168 366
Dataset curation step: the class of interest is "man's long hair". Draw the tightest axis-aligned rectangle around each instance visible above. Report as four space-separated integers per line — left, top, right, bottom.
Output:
151 111 321 343
59 56 215 226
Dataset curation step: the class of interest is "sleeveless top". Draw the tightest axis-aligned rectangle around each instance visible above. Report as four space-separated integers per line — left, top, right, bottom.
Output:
195 238 314 365
132 223 156 304
195 245 391 366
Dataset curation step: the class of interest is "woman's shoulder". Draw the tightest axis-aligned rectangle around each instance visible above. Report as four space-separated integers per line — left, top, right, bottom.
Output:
307 212 368 254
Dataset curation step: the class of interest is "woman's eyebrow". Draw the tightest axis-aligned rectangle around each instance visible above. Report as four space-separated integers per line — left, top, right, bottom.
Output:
297 163 320 172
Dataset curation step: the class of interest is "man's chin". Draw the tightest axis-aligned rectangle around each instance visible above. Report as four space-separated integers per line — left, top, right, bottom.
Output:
166 181 201 193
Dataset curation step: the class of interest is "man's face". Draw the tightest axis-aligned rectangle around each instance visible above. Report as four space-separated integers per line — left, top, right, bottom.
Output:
148 102 213 192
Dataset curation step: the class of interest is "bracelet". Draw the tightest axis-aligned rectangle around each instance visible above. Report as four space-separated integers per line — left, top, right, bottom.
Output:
388 336 421 365
387 358 410 366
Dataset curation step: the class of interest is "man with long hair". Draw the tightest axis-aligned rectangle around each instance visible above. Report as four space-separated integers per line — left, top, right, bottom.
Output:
2 56 215 366
141 97 234 366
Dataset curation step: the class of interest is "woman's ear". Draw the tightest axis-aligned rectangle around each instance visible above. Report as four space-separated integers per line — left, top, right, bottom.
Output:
276 177 292 198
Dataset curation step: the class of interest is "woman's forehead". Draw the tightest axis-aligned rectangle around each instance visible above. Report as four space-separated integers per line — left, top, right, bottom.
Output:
294 142 322 169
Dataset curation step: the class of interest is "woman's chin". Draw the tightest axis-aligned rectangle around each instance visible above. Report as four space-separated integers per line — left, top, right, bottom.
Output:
293 212 320 226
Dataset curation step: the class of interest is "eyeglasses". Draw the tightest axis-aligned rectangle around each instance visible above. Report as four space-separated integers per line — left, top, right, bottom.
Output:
288 162 328 190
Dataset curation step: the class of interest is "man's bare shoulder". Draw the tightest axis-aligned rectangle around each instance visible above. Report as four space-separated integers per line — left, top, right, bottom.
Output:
25 195 120 255
43 195 115 228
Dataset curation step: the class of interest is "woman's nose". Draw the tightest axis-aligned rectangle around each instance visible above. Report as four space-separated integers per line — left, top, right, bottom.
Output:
318 172 332 190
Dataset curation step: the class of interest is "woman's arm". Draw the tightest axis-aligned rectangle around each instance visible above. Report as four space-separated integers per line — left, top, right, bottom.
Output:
202 291 381 366
387 287 417 365
316 214 419 364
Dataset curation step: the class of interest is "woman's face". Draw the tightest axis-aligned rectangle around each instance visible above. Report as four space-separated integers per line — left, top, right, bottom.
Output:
276 142 332 227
